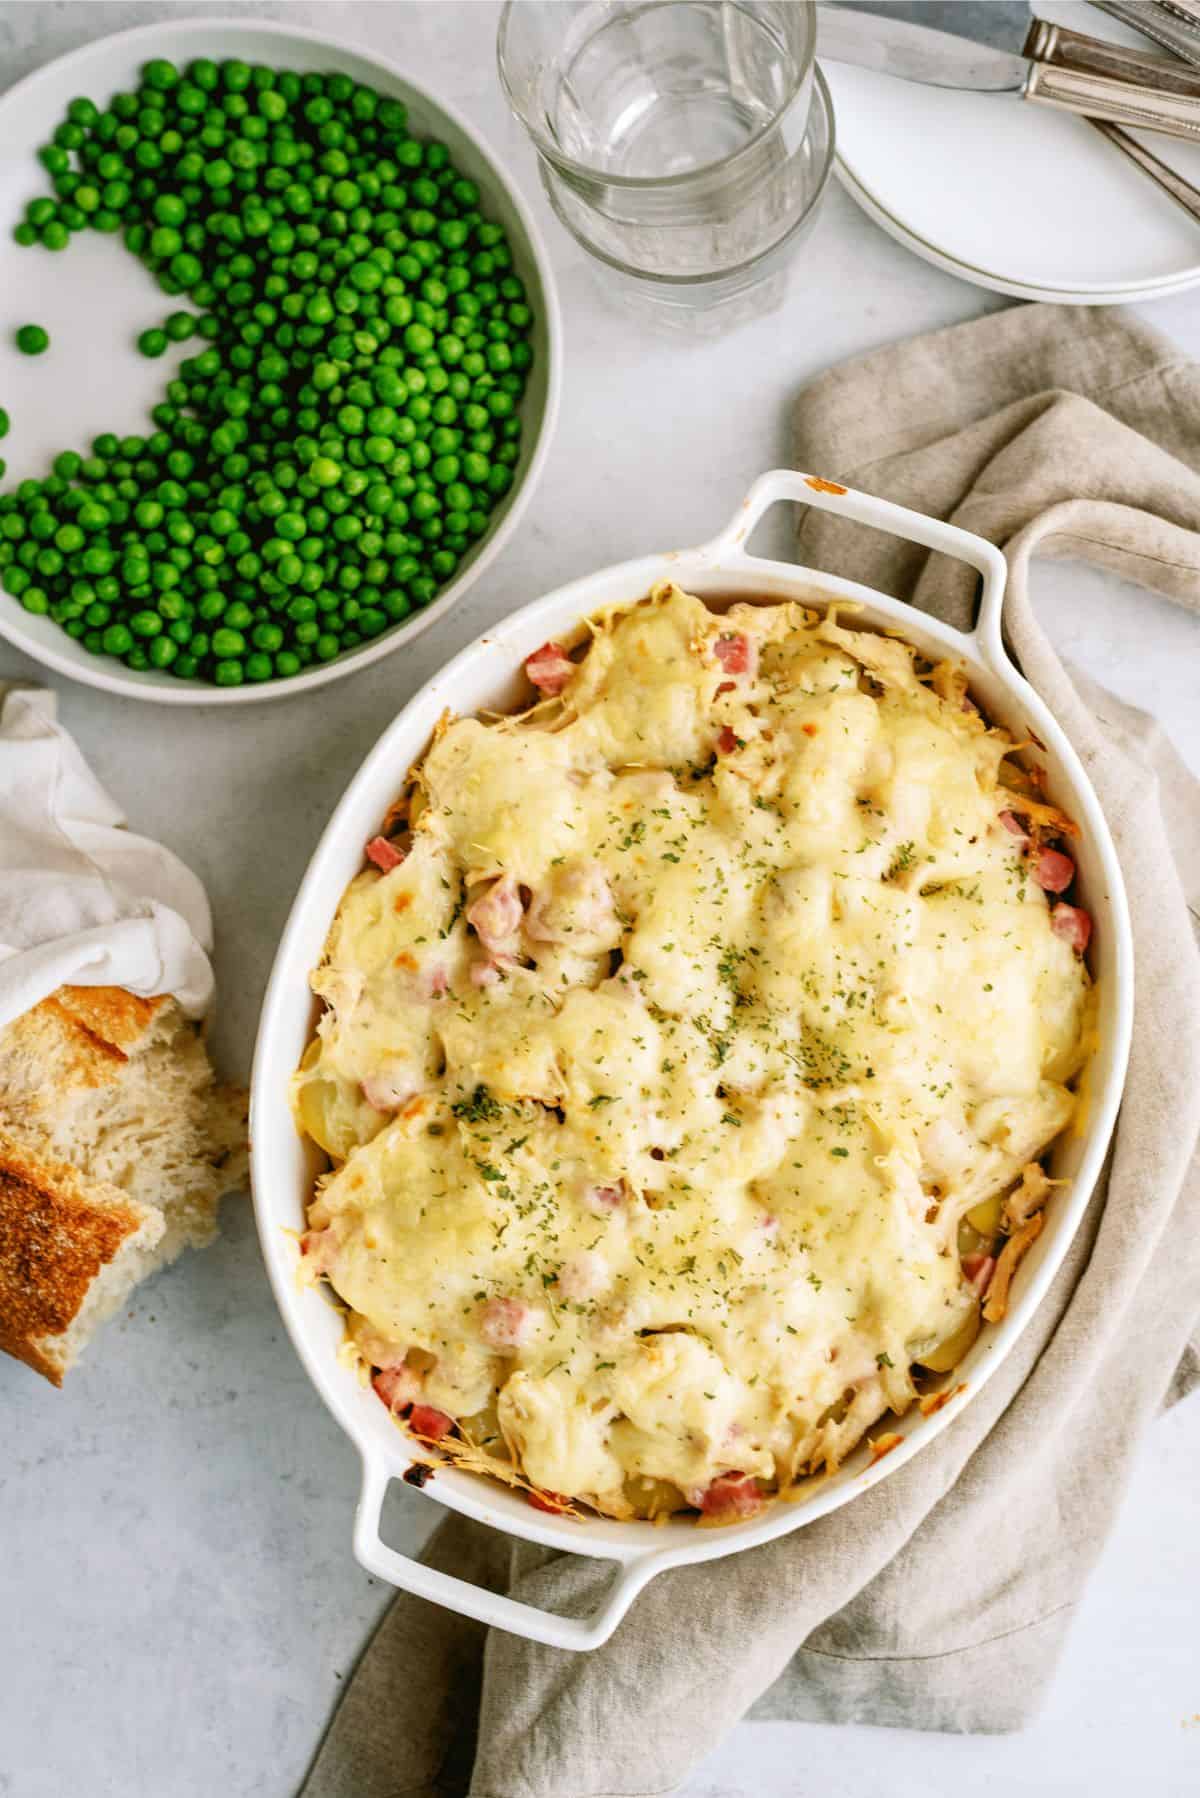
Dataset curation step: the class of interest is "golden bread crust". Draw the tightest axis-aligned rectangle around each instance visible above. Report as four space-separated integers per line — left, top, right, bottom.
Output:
0 1127 153 1385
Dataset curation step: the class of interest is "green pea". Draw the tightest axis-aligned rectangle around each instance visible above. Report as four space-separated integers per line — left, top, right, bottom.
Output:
309 456 341 487
143 58 180 91
101 622 134 655
15 324 49 355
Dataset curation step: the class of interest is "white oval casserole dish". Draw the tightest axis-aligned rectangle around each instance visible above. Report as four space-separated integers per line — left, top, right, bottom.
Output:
251 470 1133 1650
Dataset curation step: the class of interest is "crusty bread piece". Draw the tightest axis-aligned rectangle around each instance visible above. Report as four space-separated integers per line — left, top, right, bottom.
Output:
0 1128 164 1384
0 986 248 1382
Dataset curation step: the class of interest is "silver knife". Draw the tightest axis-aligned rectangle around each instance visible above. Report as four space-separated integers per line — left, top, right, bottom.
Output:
816 3 1033 90
816 3 1200 137
817 3 1200 227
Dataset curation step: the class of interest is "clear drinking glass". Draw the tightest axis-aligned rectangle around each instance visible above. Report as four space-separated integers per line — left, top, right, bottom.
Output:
497 0 834 333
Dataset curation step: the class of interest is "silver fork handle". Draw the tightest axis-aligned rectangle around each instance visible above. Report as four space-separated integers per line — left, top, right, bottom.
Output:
1087 115 1200 224
1090 1 1200 69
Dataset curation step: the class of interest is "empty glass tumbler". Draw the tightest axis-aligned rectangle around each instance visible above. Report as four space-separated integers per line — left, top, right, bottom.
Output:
497 0 834 331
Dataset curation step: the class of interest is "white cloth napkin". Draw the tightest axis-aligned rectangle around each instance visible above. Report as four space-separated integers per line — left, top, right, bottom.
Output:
0 687 214 1031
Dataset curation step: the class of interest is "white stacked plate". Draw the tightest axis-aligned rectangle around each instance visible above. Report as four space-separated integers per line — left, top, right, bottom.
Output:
825 1 1200 303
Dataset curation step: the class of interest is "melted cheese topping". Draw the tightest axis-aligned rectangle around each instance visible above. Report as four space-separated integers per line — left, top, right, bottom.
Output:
294 585 1090 1517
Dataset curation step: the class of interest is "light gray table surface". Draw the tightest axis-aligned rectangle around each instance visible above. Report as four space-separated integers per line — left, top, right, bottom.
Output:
1 5 1197 1796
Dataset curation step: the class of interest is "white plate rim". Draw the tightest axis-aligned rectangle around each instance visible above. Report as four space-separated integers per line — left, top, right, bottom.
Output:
835 155 1200 304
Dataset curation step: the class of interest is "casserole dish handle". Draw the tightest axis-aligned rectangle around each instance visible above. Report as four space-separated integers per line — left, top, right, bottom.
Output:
354 1461 661 1651
703 468 1007 659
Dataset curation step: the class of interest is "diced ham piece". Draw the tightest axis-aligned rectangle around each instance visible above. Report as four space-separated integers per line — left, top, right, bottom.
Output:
583 1182 626 1215
365 835 405 873
466 875 524 952
714 632 756 678
1031 847 1075 894
422 965 450 999
525 642 575 696
717 725 740 755
480 1296 534 1352
373 1365 421 1411
1051 903 1092 955
699 1473 765 1521
999 811 1031 849
408 1403 454 1440
470 958 505 989
299 1227 335 1273
361 1069 418 1112
962 1252 996 1297
527 1489 570 1514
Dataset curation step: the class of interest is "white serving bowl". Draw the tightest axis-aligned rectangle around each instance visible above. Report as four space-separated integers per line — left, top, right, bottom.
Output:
0 18 560 704
251 470 1133 1649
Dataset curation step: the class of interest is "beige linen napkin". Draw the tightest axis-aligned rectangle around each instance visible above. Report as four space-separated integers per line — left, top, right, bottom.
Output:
302 305 1200 1798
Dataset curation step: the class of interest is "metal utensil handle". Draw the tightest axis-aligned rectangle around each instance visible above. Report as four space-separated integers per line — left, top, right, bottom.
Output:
1090 0 1200 68
1025 58 1200 139
1027 16 1200 93
1088 115 1200 223
354 1461 659 1651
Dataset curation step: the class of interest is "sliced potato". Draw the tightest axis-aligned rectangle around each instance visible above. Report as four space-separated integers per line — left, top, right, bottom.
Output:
966 1191 1003 1238
915 1301 981 1373
623 1474 689 1520
295 1069 382 1160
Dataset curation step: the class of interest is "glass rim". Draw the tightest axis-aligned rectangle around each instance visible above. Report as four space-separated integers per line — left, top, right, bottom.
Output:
537 64 835 288
496 0 817 193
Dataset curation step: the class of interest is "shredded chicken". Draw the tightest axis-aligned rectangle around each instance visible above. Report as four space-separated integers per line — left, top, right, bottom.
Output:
1003 1162 1055 1233
930 660 970 709
983 1213 1046 1323
997 787 1079 839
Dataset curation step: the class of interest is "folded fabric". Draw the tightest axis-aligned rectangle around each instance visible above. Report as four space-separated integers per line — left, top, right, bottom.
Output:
301 304 1200 1798
0 687 213 1030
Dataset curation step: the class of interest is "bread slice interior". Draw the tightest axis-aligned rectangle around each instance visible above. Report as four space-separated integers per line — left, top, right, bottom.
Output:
0 987 247 1381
